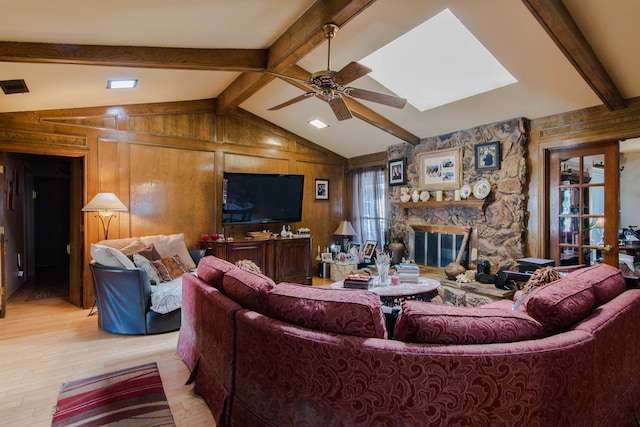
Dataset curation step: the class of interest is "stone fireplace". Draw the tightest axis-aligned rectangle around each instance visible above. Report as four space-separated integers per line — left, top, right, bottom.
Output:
388 117 529 274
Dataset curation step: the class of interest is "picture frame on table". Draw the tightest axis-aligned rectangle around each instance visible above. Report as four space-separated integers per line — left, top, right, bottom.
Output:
361 240 378 261
475 141 501 171
315 178 329 200
321 252 333 262
348 243 361 258
388 157 407 186
417 147 462 190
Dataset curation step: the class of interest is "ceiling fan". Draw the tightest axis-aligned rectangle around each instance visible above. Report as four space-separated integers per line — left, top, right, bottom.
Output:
268 23 407 121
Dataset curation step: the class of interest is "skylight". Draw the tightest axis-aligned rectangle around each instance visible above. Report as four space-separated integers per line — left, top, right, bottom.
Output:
360 9 516 112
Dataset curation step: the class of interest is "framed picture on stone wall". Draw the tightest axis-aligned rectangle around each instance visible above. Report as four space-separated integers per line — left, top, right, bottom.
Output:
418 147 462 190
388 157 407 186
475 141 501 171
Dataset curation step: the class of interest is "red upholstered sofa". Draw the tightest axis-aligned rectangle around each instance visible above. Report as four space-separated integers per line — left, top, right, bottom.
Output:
177 257 640 426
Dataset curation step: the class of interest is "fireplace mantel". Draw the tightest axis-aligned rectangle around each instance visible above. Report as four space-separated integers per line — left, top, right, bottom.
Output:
396 198 487 213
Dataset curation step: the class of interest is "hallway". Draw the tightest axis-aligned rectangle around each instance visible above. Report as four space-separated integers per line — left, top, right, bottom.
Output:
24 266 69 301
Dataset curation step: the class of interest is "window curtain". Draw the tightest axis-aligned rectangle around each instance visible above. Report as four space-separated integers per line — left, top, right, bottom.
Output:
351 166 386 249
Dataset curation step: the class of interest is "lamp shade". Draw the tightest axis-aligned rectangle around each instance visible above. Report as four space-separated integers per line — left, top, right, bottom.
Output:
333 220 356 236
82 192 128 212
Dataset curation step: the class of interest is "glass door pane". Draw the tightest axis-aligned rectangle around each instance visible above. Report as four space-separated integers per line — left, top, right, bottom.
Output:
556 154 605 266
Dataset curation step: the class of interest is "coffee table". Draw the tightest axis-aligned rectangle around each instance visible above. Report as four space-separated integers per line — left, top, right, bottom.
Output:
330 277 440 307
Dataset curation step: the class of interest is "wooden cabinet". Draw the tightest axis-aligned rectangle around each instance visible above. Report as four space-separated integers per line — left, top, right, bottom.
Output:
206 240 267 269
272 237 312 284
201 236 312 285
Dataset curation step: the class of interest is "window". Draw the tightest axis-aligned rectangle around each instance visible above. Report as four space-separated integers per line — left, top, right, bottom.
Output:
351 167 386 248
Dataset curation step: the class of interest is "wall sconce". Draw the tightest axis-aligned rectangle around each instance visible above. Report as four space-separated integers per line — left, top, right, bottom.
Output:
333 220 357 253
82 192 128 240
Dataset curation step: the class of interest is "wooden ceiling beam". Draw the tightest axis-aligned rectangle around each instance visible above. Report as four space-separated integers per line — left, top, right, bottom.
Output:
215 0 376 114
0 41 267 71
522 0 626 110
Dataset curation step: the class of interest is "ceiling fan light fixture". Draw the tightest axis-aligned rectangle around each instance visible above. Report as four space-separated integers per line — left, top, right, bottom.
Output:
309 119 328 129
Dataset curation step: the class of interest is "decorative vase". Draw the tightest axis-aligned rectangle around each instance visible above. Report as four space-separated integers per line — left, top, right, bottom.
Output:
376 253 391 286
411 189 420 202
281 225 288 237
389 239 405 265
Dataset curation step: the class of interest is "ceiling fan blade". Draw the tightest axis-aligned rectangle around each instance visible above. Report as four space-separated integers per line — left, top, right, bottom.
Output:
328 96 353 121
346 88 407 109
264 70 311 85
268 92 316 111
333 62 372 85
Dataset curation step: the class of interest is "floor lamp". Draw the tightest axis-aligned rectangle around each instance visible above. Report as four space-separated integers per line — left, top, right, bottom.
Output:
82 192 128 240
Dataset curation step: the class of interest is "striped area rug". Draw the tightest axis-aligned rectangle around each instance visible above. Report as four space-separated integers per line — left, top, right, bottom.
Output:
51 362 175 426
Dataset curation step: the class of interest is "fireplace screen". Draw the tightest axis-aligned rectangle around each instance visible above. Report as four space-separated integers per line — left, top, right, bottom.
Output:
409 226 474 269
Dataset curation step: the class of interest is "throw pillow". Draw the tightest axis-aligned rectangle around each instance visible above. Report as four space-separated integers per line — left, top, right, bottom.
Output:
152 255 190 282
516 272 596 335
119 238 145 257
513 266 563 308
129 243 162 261
221 267 275 313
197 256 237 289
150 280 182 314
90 244 136 269
96 237 137 251
133 253 162 285
267 283 387 339
567 263 626 306
394 301 544 344
141 233 196 270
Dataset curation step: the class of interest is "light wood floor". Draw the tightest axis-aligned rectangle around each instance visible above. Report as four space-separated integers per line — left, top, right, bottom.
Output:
0 285 216 426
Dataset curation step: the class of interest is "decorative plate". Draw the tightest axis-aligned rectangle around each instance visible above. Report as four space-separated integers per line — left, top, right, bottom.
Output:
419 190 430 201
473 179 491 200
460 185 471 199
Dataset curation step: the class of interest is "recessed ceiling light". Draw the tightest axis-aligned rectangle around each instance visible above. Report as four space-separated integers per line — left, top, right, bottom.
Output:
308 119 329 129
107 79 138 89
361 9 517 111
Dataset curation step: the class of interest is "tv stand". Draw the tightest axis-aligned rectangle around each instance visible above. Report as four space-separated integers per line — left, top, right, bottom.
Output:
200 236 312 285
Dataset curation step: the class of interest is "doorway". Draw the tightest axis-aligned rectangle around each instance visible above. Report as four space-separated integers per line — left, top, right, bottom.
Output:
0 151 84 316
28 156 72 300
547 142 619 267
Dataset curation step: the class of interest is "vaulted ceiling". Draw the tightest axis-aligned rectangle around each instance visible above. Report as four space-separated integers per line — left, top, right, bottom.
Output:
0 0 638 158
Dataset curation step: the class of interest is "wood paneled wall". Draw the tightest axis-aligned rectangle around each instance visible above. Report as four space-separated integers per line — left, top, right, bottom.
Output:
0 99 347 308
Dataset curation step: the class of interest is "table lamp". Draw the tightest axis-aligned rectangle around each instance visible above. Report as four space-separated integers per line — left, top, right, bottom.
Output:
333 220 357 253
82 192 128 240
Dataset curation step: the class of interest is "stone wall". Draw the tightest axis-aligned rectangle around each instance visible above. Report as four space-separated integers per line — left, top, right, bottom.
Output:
388 118 529 273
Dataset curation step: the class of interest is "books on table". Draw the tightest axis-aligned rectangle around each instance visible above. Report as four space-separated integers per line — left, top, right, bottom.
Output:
343 273 373 289
396 263 419 283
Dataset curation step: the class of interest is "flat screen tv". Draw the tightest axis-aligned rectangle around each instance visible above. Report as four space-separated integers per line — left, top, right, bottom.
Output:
222 172 304 226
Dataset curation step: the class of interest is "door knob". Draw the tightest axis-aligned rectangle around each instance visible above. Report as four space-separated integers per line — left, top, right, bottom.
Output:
601 244 613 252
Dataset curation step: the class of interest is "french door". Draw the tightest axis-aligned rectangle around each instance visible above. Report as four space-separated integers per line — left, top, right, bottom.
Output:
549 142 619 267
